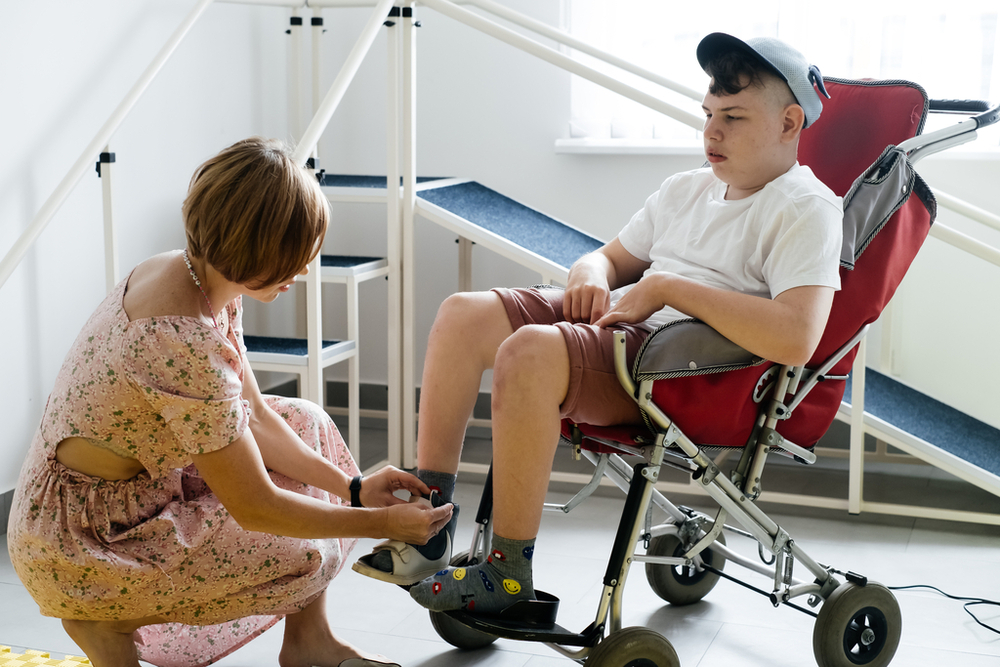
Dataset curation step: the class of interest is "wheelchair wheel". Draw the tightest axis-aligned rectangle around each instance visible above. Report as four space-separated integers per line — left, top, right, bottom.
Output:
813 581 901 667
428 551 499 650
644 531 726 605
586 627 680 667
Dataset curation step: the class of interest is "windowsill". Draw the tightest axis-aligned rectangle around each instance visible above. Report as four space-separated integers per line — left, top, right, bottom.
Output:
555 137 1000 161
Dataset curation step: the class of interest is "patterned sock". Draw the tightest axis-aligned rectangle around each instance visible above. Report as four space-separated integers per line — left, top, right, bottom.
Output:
371 470 458 572
409 534 535 614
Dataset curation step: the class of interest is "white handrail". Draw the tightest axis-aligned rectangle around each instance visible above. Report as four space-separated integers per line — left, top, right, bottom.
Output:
292 0 396 164
934 188 1000 234
419 0 703 131
0 0 216 290
466 0 704 103
929 223 1000 268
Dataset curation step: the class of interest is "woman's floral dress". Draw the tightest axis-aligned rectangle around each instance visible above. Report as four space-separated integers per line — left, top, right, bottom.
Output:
7 271 359 667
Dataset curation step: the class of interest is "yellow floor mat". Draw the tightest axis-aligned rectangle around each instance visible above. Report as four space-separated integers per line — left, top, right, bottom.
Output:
0 648 89 667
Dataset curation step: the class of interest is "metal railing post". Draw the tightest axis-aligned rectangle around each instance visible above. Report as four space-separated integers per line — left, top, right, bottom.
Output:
402 1 418 468
97 147 120 292
386 5 404 466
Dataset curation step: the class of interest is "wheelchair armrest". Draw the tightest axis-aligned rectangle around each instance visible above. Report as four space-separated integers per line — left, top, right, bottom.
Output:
633 319 764 380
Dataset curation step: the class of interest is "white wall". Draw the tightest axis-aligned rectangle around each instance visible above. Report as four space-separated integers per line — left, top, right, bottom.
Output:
3 0 999 496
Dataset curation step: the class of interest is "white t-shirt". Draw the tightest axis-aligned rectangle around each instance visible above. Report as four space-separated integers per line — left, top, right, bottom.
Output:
614 163 843 330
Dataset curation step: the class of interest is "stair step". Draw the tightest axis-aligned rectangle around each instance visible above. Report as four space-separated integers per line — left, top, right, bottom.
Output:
843 369 1000 478
320 254 388 279
319 174 448 189
417 181 604 272
244 335 355 367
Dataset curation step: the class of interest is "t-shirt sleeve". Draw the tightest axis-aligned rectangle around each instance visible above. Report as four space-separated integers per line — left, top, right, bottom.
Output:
617 183 667 262
762 195 844 297
123 317 249 456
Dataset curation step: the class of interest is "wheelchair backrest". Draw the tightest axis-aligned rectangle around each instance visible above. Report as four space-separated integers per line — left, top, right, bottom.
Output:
779 78 936 447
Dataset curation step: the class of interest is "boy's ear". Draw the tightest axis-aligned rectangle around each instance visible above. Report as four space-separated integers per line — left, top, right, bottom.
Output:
782 104 805 142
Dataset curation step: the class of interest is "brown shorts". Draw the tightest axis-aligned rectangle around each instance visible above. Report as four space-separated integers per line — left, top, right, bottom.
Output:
492 286 650 426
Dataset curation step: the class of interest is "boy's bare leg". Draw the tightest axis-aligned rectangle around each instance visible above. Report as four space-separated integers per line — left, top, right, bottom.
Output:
415 291 514 474
490 325 570 540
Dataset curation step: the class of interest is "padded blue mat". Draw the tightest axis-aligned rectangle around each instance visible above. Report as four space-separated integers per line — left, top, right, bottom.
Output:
418 181 604 270
844 369 1000 478
320 255 384 268
243 335 343 356
320 174 445 188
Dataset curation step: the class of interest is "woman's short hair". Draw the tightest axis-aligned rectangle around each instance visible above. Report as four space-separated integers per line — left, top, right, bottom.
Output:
183 137 329 289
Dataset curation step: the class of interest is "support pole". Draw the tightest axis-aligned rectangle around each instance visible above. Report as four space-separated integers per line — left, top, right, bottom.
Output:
385 7 403 466
98 147 120 292
402 2 418 468
288 10 305 141
311 10 325 160
848 338 867 515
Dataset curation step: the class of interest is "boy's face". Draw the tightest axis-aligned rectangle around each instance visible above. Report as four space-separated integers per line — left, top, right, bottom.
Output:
702 77 799 200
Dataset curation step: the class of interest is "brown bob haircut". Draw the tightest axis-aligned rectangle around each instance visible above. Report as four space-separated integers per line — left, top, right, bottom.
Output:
183 137 329 289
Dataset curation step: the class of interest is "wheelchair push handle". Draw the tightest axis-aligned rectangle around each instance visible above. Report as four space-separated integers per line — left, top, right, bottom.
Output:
930 98 1000 129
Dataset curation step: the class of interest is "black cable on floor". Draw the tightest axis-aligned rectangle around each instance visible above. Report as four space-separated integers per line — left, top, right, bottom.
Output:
888 584 1000 636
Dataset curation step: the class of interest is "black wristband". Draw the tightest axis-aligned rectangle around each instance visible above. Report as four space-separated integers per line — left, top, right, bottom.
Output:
350 475 364 508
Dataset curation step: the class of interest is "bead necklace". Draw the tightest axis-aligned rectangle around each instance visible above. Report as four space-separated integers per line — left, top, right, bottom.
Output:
182 250 220 330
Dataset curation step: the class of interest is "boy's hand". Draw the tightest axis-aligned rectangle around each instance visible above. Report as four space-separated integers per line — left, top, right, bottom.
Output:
564 263 611 324
595 273 670 328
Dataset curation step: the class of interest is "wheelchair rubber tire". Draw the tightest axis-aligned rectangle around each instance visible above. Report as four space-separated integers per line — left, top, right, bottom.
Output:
644 531 726 605
812 581 901 667
427 551 498 650
585 626 680 667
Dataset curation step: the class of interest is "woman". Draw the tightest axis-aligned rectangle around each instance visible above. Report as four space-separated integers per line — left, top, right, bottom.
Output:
6 137 453 667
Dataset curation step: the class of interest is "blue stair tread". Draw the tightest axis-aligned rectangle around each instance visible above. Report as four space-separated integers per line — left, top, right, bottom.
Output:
321 255 384 268
244 335 344 356
844 369 1000 478
320 174 446 188
418 181 604 270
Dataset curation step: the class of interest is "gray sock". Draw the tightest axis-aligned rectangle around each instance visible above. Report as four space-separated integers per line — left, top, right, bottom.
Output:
417 469 456 504
409 534 535 614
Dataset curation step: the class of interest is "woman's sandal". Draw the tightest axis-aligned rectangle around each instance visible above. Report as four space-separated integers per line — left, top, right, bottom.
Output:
335 659 402 667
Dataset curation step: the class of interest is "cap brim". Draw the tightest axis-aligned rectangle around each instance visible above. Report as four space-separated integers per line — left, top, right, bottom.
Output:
696 32 786 83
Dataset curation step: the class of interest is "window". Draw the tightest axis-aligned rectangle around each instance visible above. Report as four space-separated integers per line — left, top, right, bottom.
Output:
566 1 1000 151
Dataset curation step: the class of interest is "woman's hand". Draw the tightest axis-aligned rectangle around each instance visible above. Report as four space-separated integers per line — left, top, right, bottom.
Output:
358 466 431 508
383 501 454 545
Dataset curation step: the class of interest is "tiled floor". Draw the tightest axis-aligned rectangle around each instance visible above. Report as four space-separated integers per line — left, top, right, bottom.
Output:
3 421 1000 666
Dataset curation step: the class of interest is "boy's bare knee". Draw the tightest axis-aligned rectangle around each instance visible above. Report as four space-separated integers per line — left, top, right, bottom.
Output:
494 326 569 386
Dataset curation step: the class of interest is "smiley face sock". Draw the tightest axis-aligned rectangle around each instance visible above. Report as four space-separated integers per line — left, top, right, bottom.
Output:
409 534 535 614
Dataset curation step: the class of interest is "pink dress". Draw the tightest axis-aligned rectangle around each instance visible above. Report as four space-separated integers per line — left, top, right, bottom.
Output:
6 272 359 667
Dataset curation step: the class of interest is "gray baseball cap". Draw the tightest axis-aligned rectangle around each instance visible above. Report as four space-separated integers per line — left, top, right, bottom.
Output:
696 32 831 128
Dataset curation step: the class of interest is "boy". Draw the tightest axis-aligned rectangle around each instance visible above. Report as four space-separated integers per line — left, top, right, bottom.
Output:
355 33 843 616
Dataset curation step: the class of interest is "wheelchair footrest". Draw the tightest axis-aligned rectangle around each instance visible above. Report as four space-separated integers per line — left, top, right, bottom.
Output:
442 590 601 646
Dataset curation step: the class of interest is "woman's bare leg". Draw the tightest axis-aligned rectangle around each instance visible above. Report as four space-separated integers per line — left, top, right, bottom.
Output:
62 616 164 667
279 589 390 667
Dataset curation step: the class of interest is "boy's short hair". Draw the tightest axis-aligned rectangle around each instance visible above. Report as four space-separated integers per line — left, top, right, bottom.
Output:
183 137 329 289
704 49 784 98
